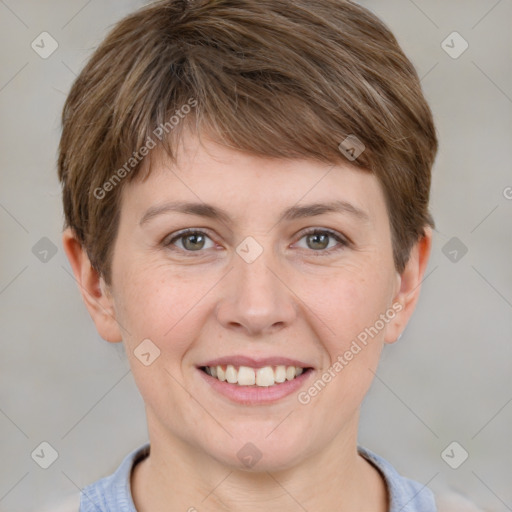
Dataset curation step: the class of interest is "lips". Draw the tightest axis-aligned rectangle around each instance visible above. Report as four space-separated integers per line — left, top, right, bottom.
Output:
197 362 314 405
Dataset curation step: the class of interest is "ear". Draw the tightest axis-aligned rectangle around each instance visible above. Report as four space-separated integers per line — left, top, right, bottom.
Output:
62 228 123 343
384 226 433 344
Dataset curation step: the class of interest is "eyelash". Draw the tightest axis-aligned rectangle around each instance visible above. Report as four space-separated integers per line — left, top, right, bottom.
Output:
163 227 350 256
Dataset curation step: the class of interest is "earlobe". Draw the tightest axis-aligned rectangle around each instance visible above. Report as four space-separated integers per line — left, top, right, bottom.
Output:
62 228 123 343
384 227 433 344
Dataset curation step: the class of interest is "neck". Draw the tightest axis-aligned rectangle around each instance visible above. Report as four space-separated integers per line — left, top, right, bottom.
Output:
131 409 388 512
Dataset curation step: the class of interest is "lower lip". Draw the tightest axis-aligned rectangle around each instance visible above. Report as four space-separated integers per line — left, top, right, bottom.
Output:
197 368 314 405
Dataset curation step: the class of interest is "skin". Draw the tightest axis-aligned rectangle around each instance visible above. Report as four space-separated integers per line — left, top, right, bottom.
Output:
63 131 432 511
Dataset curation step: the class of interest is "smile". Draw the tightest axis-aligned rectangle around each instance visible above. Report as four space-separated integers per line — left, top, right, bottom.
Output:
197 355 315 404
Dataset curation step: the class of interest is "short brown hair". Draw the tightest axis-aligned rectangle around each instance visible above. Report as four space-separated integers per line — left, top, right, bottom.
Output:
58 0 438 285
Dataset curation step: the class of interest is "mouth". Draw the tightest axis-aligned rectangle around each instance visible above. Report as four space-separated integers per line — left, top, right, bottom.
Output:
199 364 313 387
196 356 315 405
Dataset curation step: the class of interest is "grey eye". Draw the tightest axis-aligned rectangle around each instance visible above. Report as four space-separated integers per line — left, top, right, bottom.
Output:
295 229 346 252
167 230 215 251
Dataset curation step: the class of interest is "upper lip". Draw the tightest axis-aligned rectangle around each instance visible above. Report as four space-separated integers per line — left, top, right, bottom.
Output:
199 355 313 369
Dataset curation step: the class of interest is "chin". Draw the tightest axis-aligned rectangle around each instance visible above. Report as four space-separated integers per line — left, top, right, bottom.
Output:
206 430 312 473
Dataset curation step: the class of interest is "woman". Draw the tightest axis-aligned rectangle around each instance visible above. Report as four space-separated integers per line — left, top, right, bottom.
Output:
58 0 445 510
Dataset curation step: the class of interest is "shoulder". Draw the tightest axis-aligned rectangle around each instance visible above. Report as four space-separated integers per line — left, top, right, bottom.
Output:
357 446 486 512
357 445 437 512
79 443 150 512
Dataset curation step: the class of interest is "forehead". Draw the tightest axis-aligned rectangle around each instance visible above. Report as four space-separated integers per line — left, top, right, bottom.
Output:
121 132 388 230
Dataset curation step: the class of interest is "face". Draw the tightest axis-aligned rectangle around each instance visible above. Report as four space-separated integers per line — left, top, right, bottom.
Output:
80 132 422 471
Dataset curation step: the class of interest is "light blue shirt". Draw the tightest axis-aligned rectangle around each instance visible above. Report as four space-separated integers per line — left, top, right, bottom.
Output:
80 443 437 511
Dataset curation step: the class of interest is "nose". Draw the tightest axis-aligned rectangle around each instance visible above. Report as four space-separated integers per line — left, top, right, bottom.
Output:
215 243 298 337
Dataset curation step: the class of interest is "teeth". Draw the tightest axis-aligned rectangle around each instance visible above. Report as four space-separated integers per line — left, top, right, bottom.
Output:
225 364 237 384
286 366 296 381
204 364 307 387
238 366 256 385
275 365 287 383
256 367 274 387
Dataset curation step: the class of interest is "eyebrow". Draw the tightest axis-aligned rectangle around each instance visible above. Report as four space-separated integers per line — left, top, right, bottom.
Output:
139 199 371 227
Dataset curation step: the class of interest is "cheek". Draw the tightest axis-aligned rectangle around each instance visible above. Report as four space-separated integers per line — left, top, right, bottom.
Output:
113 265 205 355
301 266 392 351
295 274 388 417
113 268 210 420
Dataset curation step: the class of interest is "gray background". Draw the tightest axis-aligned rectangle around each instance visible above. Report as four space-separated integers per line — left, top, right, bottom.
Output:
1 1 511 511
